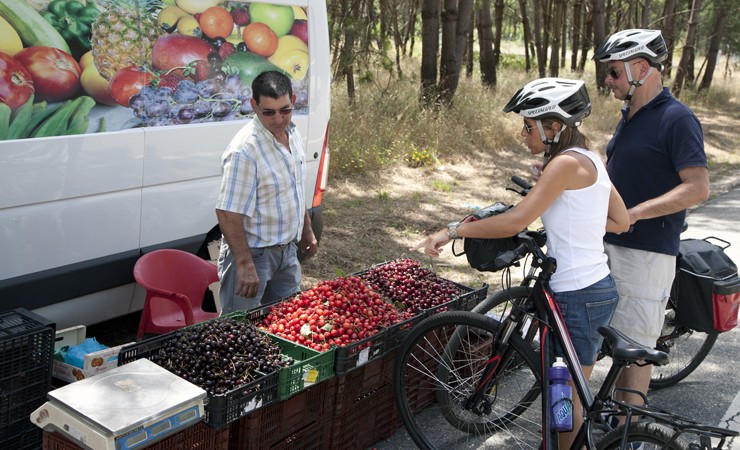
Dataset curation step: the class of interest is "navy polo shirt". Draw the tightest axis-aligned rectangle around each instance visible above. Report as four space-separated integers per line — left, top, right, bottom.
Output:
604 88 706 256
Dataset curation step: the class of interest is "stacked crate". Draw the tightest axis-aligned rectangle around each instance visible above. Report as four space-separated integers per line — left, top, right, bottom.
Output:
0 309 55 450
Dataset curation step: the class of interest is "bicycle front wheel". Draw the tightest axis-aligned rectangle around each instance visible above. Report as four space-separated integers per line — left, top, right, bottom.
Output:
393 310 543 450
596 421 691 450
650 306 718 390
471 285 534 321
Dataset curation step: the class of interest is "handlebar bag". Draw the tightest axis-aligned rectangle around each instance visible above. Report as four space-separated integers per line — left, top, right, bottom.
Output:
674 238 740 333
452 202 522 272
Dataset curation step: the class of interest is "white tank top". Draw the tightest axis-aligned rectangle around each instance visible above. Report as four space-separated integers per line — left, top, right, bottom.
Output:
540 148 611 292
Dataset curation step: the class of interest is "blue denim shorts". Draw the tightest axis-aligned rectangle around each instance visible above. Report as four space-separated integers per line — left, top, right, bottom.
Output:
554 274 619 365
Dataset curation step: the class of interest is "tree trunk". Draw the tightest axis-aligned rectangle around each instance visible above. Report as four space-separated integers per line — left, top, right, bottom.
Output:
437 0 464 105
592 0 607 91
698 0 729 91
578 3 592 71
571 0 583 71
519 0 533 72
560 18 567 69
641 0 651 27
532 0 546 76
661 0 678 76
420 0 441 107
391 0 404 78
542 0 552 75
672 0 702 97
455 0 475 76
466 7 475 77
493 0 504 68
549 0 564 76
478 0 497 86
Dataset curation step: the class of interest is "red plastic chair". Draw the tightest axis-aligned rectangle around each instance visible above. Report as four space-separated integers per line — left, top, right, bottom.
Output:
134 249 220 340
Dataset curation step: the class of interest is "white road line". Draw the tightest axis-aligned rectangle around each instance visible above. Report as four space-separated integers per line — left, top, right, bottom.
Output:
715 389 740 448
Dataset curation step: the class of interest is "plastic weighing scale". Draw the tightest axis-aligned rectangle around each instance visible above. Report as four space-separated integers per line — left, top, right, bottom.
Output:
31 358 207 450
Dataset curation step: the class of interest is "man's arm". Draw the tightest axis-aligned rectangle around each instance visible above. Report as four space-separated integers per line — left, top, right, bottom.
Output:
628 166 709 224
216 209 260 298
297 210 318 260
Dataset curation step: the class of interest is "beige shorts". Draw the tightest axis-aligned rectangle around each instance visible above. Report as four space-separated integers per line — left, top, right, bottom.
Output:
605 243 676 348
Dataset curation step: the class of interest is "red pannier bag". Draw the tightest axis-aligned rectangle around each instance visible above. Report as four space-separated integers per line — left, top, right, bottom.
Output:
674 238 740 333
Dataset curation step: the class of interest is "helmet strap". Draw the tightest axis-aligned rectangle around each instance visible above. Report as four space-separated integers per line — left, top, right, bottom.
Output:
624 60 655 104
537 120 565 157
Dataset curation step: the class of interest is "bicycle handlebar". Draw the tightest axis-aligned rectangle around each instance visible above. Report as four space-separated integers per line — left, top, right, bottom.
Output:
494 230 548 269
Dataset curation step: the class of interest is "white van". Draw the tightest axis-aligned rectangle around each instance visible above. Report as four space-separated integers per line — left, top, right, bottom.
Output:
0 0 330 329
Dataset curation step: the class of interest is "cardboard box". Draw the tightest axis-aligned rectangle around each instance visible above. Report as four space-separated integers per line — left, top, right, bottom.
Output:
53 325 133 383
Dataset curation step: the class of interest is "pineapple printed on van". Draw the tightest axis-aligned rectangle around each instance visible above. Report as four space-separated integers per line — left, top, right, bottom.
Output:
0 0 311 139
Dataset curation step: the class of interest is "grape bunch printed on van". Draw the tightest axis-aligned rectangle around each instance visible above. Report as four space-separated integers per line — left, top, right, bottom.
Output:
0 0 310 138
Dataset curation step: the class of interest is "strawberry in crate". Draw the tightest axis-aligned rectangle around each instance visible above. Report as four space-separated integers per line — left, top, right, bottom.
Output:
260 276 411 352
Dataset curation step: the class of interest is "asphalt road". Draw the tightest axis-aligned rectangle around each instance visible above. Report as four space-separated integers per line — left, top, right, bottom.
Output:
374 184 740 449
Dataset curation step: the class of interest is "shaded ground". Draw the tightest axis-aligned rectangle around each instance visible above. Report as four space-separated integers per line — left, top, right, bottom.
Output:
300 99 740 293
88 97 740 347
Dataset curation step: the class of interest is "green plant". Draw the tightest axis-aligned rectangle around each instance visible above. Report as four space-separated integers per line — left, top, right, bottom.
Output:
432 180 452 192
377 189 391 201
406 144 437 168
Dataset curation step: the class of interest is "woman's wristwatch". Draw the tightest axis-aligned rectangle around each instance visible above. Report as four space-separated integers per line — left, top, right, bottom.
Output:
447 221 460 240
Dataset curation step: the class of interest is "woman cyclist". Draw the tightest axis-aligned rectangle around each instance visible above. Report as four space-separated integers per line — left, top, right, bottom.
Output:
410 77 630 449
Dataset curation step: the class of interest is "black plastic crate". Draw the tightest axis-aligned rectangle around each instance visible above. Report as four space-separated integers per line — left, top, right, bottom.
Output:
118 325 280 429
333 330 387 375
0 308 55 450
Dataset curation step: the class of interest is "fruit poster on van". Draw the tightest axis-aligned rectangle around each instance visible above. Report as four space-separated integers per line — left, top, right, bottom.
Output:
0 0 310 140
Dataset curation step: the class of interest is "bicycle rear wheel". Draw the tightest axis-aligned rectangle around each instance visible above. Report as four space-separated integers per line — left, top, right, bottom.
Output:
596 421 691 450
393 310 543 450
650 305 718 390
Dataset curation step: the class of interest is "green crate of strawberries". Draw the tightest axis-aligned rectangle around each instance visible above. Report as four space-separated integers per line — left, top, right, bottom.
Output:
256 276 407 377
257 259 487 376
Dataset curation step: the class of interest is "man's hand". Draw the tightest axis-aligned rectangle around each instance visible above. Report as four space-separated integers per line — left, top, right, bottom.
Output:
298 233 318 260
235 262 260 298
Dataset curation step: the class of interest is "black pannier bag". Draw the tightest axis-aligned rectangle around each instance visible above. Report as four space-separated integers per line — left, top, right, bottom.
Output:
674 238 740 333
452 202 523 272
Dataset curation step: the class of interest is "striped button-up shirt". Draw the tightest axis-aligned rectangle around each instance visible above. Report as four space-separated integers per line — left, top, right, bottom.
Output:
216 117 306 248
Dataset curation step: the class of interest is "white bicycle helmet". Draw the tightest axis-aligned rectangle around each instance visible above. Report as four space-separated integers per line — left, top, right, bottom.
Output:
503 77 591 128
593 29 668 67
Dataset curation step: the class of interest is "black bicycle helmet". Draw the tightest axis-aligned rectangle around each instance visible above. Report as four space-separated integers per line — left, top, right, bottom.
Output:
592 29 668 67
503 78 591 128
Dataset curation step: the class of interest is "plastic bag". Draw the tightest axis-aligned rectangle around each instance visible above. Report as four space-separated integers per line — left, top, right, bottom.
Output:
63 337 109 369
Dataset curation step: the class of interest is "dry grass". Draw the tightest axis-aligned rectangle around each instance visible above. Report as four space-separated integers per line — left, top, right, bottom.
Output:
302 64 740 293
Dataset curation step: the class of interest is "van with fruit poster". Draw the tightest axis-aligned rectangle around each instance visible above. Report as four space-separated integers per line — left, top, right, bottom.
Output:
0 0 330 329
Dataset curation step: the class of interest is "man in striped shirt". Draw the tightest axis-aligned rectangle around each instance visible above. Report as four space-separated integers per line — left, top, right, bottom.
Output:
216 71 318 313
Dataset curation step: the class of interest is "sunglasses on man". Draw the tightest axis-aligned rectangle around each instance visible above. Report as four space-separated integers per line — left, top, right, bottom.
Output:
257 105 294 117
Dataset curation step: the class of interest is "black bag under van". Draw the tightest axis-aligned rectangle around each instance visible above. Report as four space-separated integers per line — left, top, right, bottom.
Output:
674 238 740 333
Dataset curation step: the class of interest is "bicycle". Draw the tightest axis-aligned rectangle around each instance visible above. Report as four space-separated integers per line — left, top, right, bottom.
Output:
473 177 725 390
393 227 738 449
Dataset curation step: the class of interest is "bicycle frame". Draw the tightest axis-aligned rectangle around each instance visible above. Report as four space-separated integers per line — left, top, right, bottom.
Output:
474 233 626 450
492 255 601 449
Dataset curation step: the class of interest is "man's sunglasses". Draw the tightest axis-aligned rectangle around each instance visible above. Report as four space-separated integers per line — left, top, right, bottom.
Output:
606 61 643 80
606 67 622 79
257 105 294 116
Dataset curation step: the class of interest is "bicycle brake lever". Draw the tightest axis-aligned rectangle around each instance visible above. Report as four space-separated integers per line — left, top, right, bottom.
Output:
506 187 528 196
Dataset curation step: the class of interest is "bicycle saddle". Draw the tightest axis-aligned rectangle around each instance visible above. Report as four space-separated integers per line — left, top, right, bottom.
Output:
598 326 669 366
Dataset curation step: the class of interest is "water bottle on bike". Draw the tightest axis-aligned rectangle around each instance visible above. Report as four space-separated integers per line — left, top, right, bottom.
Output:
549 357 573 432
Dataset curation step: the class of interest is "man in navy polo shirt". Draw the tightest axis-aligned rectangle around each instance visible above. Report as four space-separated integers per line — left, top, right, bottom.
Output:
593 29 709 407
